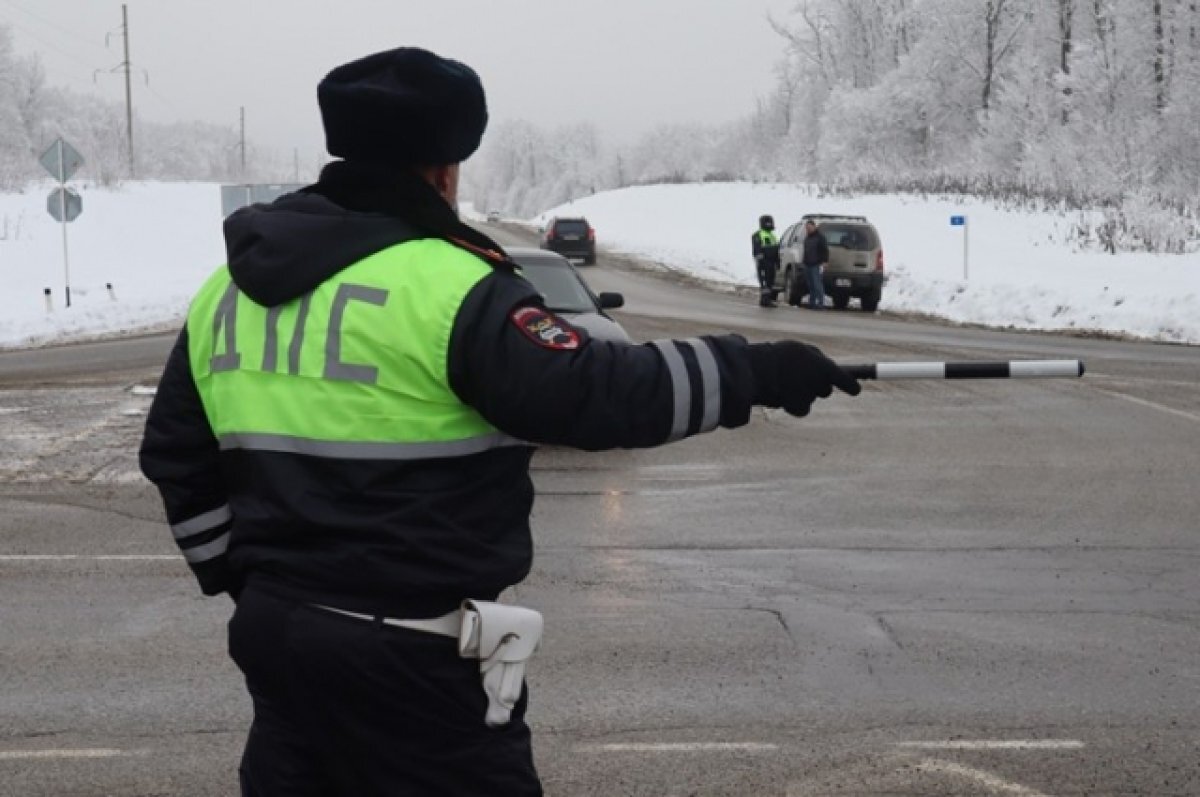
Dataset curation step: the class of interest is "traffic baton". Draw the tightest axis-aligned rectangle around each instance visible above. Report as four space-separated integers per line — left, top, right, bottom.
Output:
842 359 1085 380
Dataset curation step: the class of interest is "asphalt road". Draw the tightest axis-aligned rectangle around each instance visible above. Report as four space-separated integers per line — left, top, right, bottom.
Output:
1 224 1197 796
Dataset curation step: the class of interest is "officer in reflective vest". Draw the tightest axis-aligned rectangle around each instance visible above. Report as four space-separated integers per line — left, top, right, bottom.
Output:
139 46 861 797
752 214 781 307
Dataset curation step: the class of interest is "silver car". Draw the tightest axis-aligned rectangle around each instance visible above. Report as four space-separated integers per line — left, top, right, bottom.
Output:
508 247 631 343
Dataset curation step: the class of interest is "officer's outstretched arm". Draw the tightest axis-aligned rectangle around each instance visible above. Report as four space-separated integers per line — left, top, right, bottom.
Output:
139 328 240 597
448 274 860 451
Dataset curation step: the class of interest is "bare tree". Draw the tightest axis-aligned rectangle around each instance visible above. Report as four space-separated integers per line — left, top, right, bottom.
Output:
980 0 1033 112
773 58 802 135
1154 0 1166 111
1059 0 1075 122
1090 0 1119 115
769 2 836 89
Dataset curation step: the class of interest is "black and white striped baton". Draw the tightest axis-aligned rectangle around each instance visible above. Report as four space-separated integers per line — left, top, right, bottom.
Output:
842 359 1085 380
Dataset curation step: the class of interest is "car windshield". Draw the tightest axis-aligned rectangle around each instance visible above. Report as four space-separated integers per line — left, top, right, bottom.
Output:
553 220 589 236
515 259 596 313
821 223 876 251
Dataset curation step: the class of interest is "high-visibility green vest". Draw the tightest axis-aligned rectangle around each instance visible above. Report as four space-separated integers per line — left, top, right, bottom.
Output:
757 229 778 247
186 238 513 460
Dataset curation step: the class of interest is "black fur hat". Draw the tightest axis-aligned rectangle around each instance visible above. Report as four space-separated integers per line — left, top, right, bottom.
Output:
318 47 488 166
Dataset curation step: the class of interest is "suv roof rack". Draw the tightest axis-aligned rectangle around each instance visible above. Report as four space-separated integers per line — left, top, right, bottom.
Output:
803 213 868 222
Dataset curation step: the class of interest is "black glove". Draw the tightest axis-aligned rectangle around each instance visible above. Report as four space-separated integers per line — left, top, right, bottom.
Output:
748 341 861 417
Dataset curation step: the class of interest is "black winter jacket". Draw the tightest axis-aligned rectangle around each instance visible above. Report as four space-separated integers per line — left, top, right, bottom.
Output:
802 230 830 267
139 162 760 617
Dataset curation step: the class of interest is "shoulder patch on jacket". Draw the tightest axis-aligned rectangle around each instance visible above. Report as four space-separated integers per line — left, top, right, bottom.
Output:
511 306 581 350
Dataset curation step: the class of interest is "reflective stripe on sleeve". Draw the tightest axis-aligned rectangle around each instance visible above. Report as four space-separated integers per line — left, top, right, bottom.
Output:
180 531 231 564
650 340 691 442
684 338 721 433
170 505 232 541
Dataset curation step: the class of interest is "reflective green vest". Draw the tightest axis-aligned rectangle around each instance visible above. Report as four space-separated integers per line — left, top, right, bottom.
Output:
757 229 778 247
186 238 512 460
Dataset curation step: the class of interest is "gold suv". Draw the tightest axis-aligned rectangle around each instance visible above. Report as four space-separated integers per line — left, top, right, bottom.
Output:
777 214 885 311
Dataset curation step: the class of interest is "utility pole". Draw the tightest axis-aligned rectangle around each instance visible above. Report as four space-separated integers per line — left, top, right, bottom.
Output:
98 5 139 178
122 4 134 177
240 106 247 178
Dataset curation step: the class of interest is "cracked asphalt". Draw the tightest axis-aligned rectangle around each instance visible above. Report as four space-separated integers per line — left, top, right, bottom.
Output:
1 226 1198 795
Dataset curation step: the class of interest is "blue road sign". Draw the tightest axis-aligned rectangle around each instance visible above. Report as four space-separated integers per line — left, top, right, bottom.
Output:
950 215 966 226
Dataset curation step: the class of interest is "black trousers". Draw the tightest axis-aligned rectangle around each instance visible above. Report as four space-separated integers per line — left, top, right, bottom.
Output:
756 258 779 305
228 587 543 797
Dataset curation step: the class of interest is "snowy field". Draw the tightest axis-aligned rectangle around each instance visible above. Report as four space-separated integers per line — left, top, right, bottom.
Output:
535 183 1200 344
0 180 1197 350
0 181 226 349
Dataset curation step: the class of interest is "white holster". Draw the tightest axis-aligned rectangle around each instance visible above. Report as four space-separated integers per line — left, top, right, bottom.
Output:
457 600 544 728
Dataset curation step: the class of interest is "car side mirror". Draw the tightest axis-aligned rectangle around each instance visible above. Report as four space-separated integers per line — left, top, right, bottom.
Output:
598 292 624 310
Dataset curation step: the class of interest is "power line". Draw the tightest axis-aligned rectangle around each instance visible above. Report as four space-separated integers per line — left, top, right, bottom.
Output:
0 0 109 53
0 11 106 75
3 3 195 136
142 83 187 118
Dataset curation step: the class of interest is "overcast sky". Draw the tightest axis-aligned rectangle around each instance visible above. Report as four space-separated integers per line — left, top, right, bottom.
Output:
5 0 792 163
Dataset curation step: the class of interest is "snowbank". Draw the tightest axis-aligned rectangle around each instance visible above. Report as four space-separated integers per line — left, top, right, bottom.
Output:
1 180 1196 349
536 183 1200 344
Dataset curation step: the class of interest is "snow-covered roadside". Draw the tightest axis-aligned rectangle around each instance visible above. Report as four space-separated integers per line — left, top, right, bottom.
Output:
1 180 1196 350
0 181 225 349
535 183 1200 345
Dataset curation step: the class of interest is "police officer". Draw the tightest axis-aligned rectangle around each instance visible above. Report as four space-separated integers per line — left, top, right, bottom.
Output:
752 214 781 307
139 47 861 797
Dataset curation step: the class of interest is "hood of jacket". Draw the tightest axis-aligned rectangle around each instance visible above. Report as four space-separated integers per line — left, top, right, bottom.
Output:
223 160 511 307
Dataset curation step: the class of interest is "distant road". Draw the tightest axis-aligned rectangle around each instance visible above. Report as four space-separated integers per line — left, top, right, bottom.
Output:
0 332 176 387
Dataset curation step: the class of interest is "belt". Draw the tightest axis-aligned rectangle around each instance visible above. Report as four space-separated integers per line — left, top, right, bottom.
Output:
313 599 544 729
311 604 462 638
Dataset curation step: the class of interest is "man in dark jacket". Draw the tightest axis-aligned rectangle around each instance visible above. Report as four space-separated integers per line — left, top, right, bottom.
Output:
751 214 780 307
139 46 860 797
801 219 830 309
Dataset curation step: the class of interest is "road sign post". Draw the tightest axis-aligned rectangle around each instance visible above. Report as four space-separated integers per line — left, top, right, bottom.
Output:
950 215 968 280
40 138 85 308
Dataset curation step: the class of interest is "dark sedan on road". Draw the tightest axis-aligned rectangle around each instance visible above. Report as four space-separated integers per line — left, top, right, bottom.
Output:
539 216 596 264
508 247 630 343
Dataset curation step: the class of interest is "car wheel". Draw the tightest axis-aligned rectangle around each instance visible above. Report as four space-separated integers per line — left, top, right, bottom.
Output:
832 292 850 310
786 267 805 306
860 288 881 312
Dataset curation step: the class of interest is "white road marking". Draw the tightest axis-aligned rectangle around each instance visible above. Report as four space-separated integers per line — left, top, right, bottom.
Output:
913 758 1052 797
578 742 778 753
1093 388 1200 425
0 748 139 760
897 740 1085 751
0 555 178 561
